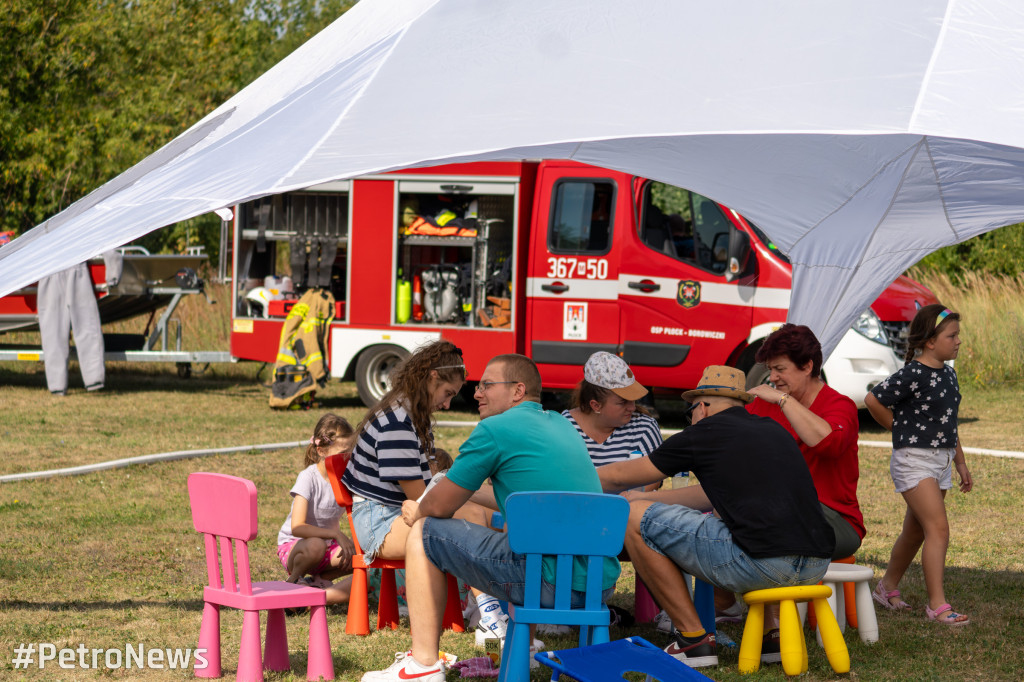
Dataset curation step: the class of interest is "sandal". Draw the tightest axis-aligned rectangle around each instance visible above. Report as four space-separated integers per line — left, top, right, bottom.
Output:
300 575 334 589
872 581 910 610
926 603 970 626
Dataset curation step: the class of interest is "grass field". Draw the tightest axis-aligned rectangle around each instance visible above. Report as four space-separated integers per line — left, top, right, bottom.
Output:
1 272 1023 680
0 365 1022 680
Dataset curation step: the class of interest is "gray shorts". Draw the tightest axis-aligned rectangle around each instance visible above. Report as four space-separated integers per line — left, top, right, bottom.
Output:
890 447 954 493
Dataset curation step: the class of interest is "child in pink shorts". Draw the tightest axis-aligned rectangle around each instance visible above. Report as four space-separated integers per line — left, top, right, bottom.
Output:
276 413 357 605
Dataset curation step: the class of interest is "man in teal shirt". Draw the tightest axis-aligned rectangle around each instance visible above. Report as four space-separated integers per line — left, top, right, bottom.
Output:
362 354 620 682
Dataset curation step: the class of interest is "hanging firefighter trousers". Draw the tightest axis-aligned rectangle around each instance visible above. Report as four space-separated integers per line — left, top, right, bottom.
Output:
36 262 105 394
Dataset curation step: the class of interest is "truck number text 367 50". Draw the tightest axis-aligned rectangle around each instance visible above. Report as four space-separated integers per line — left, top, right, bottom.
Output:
545 257 609 280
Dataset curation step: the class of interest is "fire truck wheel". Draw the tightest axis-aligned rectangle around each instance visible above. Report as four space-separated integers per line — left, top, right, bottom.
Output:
355 344 411 407
743 362 827 391
744 362 770 390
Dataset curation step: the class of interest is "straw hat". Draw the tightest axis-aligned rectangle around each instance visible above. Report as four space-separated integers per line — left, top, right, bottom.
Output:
583 351 648 401
681 365 753 404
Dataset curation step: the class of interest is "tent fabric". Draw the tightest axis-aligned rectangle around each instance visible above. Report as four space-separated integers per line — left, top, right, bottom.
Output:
3 0 1024 358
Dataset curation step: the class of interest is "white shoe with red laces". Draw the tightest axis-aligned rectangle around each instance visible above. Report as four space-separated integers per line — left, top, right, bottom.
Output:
361 651 445 682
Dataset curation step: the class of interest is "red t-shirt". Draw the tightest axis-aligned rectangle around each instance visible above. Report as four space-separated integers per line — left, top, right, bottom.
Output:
747 384 865 539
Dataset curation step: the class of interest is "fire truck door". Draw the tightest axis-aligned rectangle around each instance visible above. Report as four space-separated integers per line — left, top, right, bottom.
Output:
528 170 621 389
619 183 754 389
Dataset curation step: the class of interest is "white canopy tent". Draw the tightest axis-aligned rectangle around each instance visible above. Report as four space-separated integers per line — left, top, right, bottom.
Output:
3 0 1024 358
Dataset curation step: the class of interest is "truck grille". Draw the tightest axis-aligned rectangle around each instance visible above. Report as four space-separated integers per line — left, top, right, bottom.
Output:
881 320 909 360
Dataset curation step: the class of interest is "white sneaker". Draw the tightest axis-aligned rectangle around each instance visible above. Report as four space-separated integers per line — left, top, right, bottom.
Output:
529 638 545 670
474 613 509 648
361 651 445 682
715 600 746 624
654 609 677 634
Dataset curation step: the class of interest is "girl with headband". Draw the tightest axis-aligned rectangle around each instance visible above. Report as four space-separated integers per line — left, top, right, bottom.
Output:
342 340 469 563
866 304 973 626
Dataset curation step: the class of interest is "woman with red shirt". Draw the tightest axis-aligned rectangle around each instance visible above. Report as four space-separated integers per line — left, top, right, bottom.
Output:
747 323 865 559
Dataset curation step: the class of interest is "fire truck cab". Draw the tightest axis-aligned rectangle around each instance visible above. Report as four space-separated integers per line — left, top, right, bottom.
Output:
228 160 935 407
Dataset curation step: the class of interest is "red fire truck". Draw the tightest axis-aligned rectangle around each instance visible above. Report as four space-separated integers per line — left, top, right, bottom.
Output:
228 160 936 407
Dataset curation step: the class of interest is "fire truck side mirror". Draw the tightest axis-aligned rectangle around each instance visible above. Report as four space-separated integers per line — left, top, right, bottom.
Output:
725 228 752 283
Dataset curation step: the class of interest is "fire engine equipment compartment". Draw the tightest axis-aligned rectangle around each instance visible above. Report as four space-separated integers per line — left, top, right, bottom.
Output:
396 180 515 328
234 185 350 320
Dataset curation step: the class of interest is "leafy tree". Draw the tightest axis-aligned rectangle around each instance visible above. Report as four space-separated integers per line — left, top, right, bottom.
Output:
1 0 352 261
917 222 1024 281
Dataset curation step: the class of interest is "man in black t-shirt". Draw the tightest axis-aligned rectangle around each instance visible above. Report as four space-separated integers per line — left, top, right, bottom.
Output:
598 365 835 668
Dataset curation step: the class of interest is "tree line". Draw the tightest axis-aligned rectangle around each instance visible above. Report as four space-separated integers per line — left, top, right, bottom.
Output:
1 0 352 255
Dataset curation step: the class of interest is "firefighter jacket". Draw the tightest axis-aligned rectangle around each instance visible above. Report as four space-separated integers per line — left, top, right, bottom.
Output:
269 288 335 409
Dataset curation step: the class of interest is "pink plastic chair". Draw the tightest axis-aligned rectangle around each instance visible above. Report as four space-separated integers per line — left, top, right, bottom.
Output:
187 472 334 681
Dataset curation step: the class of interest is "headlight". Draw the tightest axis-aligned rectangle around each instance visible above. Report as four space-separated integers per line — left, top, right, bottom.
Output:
851 308 888 345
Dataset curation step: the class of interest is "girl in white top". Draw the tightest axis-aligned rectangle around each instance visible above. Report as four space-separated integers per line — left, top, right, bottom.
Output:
277 413 357 605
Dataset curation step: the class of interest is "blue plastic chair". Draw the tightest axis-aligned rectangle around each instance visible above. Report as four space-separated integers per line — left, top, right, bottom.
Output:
497 491 629 682
535 636 714 681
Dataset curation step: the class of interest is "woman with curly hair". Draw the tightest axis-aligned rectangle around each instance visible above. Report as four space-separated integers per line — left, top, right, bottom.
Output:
341 340 467 562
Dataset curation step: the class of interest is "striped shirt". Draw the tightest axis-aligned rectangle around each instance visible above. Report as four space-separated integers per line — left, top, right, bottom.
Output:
560 410 663 467
341 404 432 506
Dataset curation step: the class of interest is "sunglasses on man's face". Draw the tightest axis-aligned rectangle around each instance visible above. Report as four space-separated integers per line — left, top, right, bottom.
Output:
685 400 710 424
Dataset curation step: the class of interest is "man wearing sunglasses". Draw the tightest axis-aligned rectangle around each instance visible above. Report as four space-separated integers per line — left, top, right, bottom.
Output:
363 354 619 682
597 365 835 668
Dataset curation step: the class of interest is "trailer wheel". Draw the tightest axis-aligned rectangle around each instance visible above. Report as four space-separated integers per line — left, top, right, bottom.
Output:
355 345 410 407
177 362 192 379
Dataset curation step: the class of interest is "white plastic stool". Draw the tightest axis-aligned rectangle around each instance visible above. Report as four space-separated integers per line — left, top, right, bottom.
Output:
822 563 877 643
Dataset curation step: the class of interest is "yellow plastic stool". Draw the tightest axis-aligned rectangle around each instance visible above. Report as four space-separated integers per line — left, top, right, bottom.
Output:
738 585 850 676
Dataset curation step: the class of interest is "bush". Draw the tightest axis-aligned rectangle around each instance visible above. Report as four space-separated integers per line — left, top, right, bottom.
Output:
917 222 1024 280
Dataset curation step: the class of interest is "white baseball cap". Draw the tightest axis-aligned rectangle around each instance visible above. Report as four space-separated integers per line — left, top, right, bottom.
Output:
583 351 648 401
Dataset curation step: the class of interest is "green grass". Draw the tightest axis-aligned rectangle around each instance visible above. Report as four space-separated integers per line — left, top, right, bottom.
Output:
2 272 1023 679
0 367 1022 680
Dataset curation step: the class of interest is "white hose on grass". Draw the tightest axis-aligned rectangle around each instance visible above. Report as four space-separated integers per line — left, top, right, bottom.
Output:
3 421 1022 483
0 441 306 483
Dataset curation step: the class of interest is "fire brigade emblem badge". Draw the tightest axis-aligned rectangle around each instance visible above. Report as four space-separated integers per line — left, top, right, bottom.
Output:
677 280 701 308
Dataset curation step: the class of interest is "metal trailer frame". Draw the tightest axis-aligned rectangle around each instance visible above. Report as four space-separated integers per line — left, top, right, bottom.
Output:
0 285 234 378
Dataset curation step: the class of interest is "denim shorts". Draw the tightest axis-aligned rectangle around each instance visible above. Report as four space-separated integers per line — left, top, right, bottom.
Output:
639 503 829 594
351 498 401 562
421 517 614 608
890 447 954 493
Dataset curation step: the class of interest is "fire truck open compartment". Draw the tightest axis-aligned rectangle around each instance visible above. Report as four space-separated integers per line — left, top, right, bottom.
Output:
396 179 517 329
232 178 519 332
234 183 350 321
